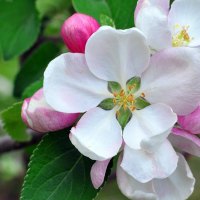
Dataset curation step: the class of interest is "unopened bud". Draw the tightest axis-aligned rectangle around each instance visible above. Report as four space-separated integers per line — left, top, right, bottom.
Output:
21 88 79 133
61 13 100 53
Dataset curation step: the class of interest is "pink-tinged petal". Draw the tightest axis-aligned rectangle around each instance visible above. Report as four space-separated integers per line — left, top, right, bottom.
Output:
121 140 178 183
178 105 200 134
21 89 79 133
90 159 110 189
85 26 150 87
168 0 200 47
117 153 194 200
117 154 157 200
153 154 195 200
169 128 200 157
135 0 170 20
61 13 100 53
135 0 171 51
123 103 177 150
138 47 200 115
21 97 31 126
44 53 111 113
70 107 122 161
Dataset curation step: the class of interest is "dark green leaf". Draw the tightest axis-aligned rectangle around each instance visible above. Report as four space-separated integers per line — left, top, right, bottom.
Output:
99 98 115 110
22 79 43 99
14 42 60 97
1 102 31 141
72 0 111 21
20 131 98 200
0 0 40 60
106 0 137 29
36 0 71 18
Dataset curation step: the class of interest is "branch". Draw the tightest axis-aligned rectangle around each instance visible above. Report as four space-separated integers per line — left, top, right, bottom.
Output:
0 132 43 154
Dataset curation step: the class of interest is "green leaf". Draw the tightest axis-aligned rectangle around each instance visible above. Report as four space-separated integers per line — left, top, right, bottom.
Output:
22 79 43 99
106 0 137 29
72 0 111 21
14 42 60 97
99 98 115 110
100 14 115 27
20 131 99 200
0 0 40 60
36 0 71 18
1 102 31 142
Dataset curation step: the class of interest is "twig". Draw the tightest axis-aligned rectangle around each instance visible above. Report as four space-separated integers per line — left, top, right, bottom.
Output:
0 132 43 154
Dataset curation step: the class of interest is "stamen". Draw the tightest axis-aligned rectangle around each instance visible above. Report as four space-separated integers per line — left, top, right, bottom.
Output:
141 92 145 98
172 24 193 47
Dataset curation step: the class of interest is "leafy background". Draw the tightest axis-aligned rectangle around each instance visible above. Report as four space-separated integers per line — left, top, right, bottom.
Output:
0 0 199 199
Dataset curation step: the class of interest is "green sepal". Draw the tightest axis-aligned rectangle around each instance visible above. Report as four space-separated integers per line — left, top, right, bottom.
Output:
126 76 141 93
135 97 150 109
108 81 122 94
116 107 132 130
98 98 115 110
100 14 115 27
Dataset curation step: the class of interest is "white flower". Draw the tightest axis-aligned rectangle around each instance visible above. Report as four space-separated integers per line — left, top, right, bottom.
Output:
43 26 200 183
117 153 195 200
135 0 200 51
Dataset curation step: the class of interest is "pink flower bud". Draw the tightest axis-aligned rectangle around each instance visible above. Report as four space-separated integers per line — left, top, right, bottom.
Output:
61 13 100 53
21 88 79 133
178 106 200 134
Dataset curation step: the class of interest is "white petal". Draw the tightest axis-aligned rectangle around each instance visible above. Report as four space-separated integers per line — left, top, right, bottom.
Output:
135 0 171 51
117 154 157 200
123 103 177 150
153 154 195 200
121 140 178 183
90 159 110 189
70 107 122 161
169 128 200 157
117 153 195 200
85 26 150 87
135 0 170 19
44 53 111 113
138 47 200 115
168 0 200 46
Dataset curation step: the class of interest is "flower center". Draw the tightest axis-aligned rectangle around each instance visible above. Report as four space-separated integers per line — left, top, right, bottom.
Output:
172 24 193 47
113 89 136 111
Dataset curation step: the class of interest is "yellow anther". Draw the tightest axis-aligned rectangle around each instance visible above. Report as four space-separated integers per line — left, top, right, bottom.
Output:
127 94 134 102
119 90 125 96
141 92 145 98
130 105 136 112
113 92 117 97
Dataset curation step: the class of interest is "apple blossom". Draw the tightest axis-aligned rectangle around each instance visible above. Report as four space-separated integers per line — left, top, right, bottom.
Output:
21 88 79 133
117 154 195 200
61 13 100 53
135 0 200 51
44 26 200 184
